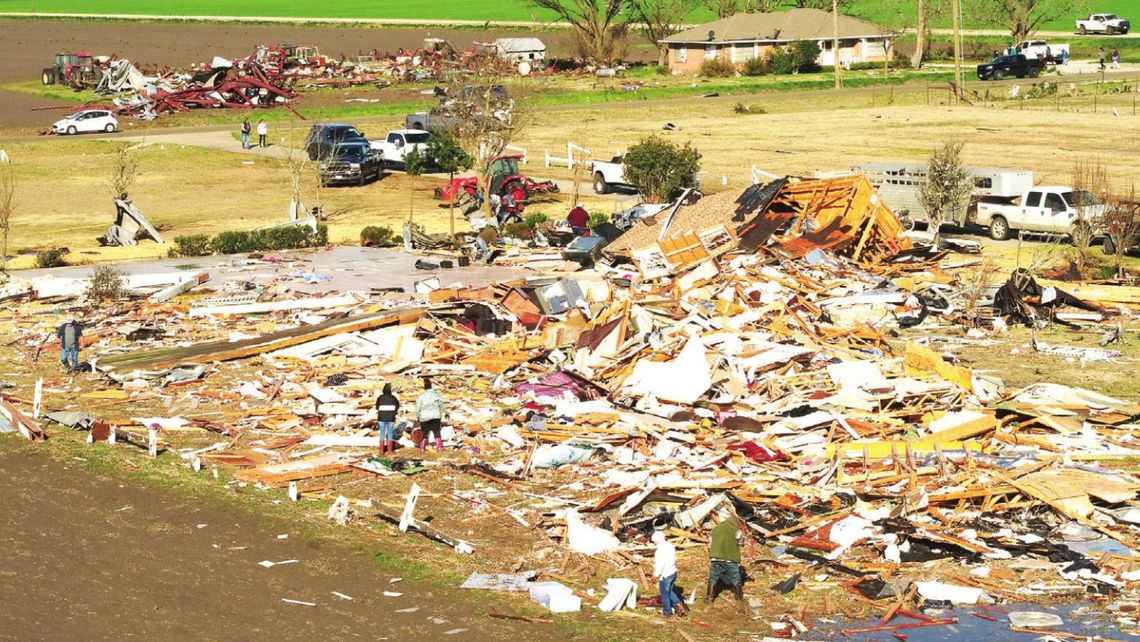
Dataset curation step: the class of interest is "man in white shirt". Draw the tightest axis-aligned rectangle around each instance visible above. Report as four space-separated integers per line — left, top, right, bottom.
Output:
652 530 684 617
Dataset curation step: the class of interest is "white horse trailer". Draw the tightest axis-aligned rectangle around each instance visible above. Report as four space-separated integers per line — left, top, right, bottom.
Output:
847 163 1035 229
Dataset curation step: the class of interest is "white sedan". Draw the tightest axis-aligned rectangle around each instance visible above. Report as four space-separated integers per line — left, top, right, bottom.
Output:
52 109 118 135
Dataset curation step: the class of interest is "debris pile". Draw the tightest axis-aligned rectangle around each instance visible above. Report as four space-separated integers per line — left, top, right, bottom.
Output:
3 177 1140 636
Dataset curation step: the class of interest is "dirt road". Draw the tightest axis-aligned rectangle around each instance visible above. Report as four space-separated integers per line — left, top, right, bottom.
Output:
0 442 570 641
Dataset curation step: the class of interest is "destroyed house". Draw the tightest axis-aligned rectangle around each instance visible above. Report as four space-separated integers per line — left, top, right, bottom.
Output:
661 8 894 75
604 175 911 277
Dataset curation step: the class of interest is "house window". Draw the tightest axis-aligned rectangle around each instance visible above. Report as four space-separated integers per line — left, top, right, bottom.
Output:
677 47 687 63
705 44 717 60
735 43 755 61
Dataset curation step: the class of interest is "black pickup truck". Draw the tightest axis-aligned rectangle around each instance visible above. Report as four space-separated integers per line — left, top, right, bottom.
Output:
976 54 1045 80
318 142 384 187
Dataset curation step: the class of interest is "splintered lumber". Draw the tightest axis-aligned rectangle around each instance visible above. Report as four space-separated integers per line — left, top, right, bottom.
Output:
0 395 46 442
98 304 427 371
149 271 209 303
232 454 358 487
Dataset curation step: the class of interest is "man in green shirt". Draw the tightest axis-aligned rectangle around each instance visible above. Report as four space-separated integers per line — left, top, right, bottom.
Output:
707 517 744 602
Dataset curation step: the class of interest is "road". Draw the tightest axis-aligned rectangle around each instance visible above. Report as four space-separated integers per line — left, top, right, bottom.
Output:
2 12 1139 39
0 442 569 641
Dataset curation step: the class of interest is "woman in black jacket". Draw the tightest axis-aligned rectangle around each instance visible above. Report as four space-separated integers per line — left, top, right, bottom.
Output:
375 383 399 454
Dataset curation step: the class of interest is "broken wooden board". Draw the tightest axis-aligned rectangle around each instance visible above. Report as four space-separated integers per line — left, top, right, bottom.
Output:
98 304 427 371
232 453 358 486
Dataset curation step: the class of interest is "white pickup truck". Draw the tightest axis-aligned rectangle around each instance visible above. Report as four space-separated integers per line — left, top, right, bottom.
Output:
1015 39 1068 64
370 129 431 170
1076 13 1130 35
590 156 631 194
590 156 699 195
975 186 1106 241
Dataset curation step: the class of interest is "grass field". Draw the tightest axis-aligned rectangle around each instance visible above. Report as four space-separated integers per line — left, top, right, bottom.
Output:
5 78 1140 270
0 0 1134 33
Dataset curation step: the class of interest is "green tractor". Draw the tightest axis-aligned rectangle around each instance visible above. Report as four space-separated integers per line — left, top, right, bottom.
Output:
42 51 99 87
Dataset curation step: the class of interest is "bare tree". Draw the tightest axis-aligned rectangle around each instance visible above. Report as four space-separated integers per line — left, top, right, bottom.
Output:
1103 185 1140 278
916 140 973 244
441 71 537 224
701 0 741 17
281 134 312 222
1070 158 1110 275
106 143 140 199
630 0 691 66
912 0 929 68
968 0 1079 44
0 156 14 271
530 0 629 62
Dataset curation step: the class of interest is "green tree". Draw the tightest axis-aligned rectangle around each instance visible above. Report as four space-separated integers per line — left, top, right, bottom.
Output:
426 133 475 237
916 141 973 244
968 0 1078 44
622 135 701 203
404 146 427 225
790 40 821 72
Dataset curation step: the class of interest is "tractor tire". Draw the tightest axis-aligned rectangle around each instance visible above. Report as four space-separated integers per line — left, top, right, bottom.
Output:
993 69 1005 80
42 68 56 85
989 216 1010 241
66 125 77 136
104 123 116 133
593 173 609 195
1103 234 1117 256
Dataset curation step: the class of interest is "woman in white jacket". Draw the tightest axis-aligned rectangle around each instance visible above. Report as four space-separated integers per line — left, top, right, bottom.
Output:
652 530 685 617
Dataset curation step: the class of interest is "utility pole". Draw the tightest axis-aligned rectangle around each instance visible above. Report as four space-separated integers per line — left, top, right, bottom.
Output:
952 0 963 100
833 0 841 89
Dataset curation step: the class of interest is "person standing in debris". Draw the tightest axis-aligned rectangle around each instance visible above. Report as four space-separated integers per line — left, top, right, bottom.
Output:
375 382 399 455
240 118 251 150
257 118 268 148
707 517 744 602
652 530 684 617
415 378 445 451
567 203 590 236
57 317 83 371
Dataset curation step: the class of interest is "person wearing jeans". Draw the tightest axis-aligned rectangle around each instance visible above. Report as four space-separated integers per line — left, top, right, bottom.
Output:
240 118 251 149
57 317 82 370
415 378 445 451
375 382 399 455
652 530 683 617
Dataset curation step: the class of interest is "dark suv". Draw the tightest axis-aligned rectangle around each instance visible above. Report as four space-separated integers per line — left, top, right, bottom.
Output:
319 142 383 187
305 123 369 160
977 54 1044 80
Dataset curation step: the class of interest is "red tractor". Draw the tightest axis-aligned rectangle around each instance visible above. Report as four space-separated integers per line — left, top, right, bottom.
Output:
42 51 99 86
435 154 559 213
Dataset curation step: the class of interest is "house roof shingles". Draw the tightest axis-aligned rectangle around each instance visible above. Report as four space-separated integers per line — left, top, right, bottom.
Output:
662 8 889 45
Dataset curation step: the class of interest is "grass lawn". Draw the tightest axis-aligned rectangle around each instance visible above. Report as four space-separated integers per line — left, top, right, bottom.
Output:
0 0 1133 32
0 65 956 136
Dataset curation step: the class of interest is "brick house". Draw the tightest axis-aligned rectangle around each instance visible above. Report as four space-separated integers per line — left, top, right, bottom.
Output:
662 8 895 75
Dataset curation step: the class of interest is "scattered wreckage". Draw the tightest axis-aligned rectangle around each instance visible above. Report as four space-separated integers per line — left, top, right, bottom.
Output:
3 174 1140 637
